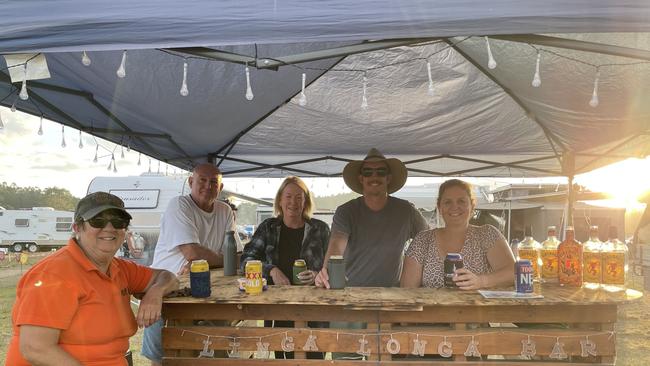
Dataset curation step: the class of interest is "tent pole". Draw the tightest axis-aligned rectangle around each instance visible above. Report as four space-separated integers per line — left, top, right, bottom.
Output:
562 151 576 227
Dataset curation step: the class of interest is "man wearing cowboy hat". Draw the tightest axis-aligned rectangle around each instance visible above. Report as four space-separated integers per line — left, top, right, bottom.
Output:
315 148 427 288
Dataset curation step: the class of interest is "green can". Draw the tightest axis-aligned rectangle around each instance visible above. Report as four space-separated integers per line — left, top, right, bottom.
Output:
292 259 307 285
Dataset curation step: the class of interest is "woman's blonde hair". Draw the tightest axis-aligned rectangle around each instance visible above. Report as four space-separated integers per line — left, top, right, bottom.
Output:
273 176 314 219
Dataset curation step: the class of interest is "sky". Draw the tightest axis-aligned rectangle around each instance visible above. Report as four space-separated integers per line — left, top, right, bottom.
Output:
1 106 650 208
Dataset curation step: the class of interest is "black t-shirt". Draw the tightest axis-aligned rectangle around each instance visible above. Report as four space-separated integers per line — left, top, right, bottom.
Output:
277 222 305 280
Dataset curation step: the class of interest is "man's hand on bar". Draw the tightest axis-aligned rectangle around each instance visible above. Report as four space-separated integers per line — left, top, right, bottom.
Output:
315 267 330 289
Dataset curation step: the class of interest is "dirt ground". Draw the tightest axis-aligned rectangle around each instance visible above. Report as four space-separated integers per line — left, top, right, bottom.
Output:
0 252 648 365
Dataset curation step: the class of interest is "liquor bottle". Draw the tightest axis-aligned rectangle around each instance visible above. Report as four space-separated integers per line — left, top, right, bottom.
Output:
557 226 583 286
539 226 560 283
601 226 627 290
517 225 541 280
582 225 603 289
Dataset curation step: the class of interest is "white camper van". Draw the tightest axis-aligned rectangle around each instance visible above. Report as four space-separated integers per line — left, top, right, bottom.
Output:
0 207 74 252
87 173 190 265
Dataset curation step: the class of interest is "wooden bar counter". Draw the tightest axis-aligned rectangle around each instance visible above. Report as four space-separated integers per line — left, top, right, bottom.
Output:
161 271 642 365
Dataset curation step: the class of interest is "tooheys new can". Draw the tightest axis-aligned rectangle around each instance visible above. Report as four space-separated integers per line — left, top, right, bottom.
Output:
190 259 211 298
444 253 464 288
245 260 263 295
292 259 307 285
515 260 534 293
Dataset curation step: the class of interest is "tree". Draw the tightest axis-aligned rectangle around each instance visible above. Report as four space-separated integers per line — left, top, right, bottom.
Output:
0 182 79 211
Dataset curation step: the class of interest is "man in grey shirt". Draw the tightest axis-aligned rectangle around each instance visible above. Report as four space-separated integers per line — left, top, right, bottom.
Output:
315 148 427 288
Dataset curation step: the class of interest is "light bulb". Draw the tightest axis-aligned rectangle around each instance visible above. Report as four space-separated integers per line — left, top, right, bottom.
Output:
93 145 98 163
37 116 43 135
116 51 127 78
121 145 125 159
485 36 497 69
107 158 112 171
361 74 368 110
180 61 189 96
245 66 254 100
589 70 600 107
113 158 118 173
11 98 17 112
61 126 66 148
82 51 91 66
19 65 28 100
78 130 83 149
298 73 307 106
426 62 434 96
137 152 141 166
0 111 4 130
532 52 541 87
126 141 131 152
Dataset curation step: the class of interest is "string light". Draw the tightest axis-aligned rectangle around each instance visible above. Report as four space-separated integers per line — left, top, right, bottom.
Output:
485 36 497 69
532 52 541 87
137 152 141 166
180 61 189 96
589 68 600 107
78 130 83 149
37 115 43 135
60 125 66 148
112 155 118 173
298 73 307 106
426 61 434 96
361 73 368 110
10 96 17 112
81 51 91 66
116 51 127 78
107 155 113 170
93 144 98 163
245 65 254 101
120 144 125 159
19 64 29 100
126 138 131 152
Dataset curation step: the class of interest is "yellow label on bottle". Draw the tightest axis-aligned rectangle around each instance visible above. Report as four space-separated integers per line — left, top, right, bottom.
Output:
602 253 625 285
558 242 582 286
583 252 602 283
540 249 558 279
518 249 539 277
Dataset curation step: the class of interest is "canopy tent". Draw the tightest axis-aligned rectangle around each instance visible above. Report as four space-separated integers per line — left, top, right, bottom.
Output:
1 1 650 180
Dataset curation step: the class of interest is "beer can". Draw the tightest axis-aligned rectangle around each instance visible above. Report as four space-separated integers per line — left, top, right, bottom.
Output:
292 259 307 285
444 253 463 288
515 260 534 293
245 260 263 295
190 259 211 298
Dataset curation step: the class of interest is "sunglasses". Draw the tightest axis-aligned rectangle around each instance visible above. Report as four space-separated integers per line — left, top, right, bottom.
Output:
360 167 390 177
86 217 130 229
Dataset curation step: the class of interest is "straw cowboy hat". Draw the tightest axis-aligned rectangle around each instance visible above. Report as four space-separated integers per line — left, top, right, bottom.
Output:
342 148 408 194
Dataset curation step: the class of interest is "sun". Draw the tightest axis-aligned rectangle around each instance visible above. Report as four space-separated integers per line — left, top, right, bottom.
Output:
575 157 650 209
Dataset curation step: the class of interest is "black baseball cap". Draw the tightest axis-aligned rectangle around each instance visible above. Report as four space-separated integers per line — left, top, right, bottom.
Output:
75 192 132 221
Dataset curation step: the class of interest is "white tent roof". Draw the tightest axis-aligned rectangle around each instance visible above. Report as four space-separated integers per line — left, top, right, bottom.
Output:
1 2 649 178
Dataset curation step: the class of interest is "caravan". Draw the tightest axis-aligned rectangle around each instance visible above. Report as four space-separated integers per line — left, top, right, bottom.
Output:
87 173 190 264
0 207 74 252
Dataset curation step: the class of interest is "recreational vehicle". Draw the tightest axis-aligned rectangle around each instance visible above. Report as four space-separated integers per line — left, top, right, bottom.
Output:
87 173 190 265
0 207 74 252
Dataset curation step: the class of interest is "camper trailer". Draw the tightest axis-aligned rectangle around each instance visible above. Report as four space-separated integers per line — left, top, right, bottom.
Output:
87 173 190 265
0 207 74 252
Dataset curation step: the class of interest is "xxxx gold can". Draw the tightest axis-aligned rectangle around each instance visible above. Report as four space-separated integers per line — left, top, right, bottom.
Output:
245 260 263 295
